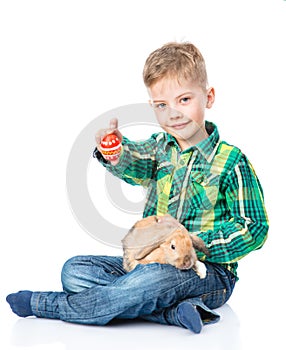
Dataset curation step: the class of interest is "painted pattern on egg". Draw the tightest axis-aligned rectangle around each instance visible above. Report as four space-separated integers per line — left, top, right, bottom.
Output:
100 133 122 161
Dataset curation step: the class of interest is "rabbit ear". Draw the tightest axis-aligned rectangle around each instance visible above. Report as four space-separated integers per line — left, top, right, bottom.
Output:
133 241 163 260
122 216 180 260
190 235 210 256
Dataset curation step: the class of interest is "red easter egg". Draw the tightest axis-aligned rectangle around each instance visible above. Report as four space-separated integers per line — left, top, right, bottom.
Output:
100 133 122 161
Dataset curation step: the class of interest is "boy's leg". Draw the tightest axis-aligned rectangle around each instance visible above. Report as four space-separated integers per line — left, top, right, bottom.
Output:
60 255 229 332
140 263 235 332
61 255 126 293
60 255 228 333
29 262 235 326
6 255 125 319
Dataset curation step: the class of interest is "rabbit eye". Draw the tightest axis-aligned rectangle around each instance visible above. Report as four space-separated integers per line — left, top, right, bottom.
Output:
171 244 176 250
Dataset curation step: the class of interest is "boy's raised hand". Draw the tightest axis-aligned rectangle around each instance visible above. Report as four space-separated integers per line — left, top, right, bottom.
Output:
95 118 123 165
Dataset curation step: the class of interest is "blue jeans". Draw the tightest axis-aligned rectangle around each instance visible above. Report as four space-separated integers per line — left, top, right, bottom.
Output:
30 256 236 327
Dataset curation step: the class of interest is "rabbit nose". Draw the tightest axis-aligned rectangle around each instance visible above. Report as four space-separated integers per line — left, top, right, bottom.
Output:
184 256 190 264
183 256 192 268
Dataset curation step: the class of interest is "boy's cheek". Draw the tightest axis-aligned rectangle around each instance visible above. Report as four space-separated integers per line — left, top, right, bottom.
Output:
155 114 167 129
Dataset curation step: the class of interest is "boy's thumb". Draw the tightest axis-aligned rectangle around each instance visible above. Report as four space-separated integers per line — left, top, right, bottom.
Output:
109 118 118 130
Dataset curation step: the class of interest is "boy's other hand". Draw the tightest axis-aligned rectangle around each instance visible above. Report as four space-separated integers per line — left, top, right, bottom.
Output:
95 118 123 165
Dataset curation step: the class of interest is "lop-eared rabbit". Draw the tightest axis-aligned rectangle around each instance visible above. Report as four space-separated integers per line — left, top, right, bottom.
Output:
122 214 209 278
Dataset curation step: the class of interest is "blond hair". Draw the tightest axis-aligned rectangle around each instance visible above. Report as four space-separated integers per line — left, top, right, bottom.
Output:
143 42 208 89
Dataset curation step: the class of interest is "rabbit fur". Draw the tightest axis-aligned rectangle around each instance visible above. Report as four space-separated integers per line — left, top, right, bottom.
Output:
122 214 209 278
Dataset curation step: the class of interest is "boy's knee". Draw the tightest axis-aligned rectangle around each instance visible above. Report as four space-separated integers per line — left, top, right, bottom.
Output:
61 256 80 276
61 256 83 293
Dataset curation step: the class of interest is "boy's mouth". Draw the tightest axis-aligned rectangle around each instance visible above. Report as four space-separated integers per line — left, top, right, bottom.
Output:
169 121 191 130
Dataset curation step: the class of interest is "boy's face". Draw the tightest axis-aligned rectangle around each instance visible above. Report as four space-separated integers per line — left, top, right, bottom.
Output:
148 78 215 150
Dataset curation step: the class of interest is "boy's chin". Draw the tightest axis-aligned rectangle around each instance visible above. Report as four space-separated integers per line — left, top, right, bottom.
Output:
170 128 207 150
169 129 195 143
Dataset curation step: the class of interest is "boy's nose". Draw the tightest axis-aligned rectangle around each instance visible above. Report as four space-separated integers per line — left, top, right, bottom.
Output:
168 106 184 119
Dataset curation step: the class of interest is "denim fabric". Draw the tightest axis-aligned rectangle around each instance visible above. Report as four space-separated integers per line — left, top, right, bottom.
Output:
31 256 235 327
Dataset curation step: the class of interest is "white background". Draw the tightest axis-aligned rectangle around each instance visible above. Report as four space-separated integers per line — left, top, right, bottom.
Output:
1 1 286 349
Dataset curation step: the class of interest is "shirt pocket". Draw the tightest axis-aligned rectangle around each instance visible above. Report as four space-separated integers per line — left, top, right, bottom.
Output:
187 171 220 210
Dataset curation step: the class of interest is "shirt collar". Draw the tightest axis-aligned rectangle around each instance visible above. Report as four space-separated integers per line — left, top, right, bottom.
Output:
165 121 220 164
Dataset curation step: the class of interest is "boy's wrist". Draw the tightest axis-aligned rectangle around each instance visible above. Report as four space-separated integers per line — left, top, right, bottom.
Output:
93 147 108 164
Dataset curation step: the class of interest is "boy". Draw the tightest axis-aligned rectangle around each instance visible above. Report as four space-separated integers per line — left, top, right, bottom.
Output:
7 42 268 334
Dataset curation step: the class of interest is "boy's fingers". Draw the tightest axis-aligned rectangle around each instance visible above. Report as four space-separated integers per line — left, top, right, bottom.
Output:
95 118 122 149
109 118 118 131
158 214 183 230
108 118 122 142
95 129 106 146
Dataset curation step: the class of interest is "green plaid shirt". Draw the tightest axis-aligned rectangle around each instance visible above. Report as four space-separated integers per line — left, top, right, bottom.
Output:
96 121 269 278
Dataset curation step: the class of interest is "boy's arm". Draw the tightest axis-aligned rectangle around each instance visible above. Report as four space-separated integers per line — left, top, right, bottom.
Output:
94 135 158 187
198 155 269 264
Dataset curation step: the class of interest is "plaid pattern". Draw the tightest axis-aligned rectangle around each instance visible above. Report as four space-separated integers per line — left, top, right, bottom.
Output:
95 122 268 278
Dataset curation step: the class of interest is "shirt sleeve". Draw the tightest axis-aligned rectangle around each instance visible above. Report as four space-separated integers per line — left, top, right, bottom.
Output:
95 135 158 187
198 155 269 264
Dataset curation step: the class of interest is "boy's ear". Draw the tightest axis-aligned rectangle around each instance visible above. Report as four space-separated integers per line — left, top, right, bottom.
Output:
206 87 215 108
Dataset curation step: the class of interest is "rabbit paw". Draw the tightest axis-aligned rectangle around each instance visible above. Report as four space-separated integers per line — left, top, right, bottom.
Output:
194 261 207 279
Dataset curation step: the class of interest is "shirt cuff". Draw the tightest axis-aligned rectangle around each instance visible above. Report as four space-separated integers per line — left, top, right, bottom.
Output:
93 147 108 164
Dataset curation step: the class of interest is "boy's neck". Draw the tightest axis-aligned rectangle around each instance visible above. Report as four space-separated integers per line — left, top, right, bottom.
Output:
177 126 209 151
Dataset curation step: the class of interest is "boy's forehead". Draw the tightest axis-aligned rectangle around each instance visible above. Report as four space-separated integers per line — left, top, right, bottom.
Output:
148 77 199 100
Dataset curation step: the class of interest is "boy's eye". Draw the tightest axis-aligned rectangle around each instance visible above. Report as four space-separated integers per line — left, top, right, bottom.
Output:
180 97 190 104
154 103 167 110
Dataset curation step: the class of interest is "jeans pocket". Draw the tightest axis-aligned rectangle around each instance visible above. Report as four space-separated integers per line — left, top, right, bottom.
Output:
201 288 227 309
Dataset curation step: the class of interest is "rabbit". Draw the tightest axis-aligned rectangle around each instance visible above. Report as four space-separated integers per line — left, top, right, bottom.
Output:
122 214 209 278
